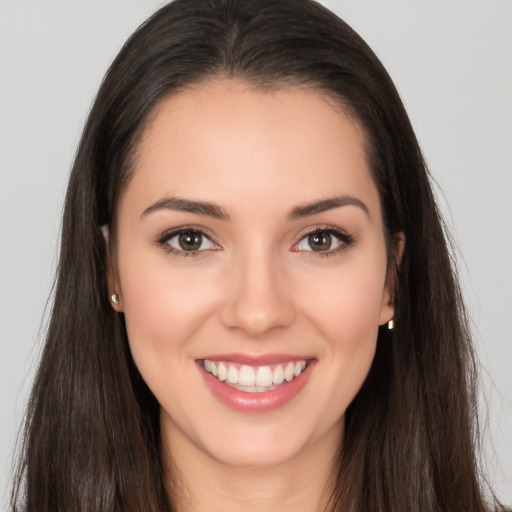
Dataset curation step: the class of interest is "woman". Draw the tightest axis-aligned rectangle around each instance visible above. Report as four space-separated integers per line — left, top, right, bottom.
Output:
10 0 508 510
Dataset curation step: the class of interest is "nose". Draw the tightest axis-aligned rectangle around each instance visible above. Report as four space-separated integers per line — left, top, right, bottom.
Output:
219 248 296 338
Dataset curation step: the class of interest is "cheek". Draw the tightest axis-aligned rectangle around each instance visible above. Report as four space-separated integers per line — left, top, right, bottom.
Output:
300 257 387 347
117 252 218 367
297 261 386 417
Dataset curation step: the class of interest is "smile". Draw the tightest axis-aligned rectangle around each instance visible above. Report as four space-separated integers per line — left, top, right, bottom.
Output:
199 356 315 412
203 359 308 392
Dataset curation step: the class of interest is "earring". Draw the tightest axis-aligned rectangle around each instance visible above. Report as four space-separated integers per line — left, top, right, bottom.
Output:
388 319 394 330
110 293 119 304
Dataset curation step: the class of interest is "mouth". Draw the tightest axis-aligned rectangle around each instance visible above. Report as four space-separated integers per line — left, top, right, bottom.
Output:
198 355 315 412
202 359 308 392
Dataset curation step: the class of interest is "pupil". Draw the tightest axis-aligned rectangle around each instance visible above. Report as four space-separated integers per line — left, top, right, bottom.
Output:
309 232 331 251
179 231 201 251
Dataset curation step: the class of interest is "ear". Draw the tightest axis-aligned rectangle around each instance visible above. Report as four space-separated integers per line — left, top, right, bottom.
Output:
101 224 123 312
378 231 405 326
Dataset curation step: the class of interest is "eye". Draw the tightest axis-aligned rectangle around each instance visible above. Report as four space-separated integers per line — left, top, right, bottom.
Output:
292 228 353 254
159 228 219 255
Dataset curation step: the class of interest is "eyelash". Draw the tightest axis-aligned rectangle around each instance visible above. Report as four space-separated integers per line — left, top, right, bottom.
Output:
292 226 355 258
156 225 355 258
156 225 219 259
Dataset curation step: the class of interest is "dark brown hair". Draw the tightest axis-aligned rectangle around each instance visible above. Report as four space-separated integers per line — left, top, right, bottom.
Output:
11 0 505 510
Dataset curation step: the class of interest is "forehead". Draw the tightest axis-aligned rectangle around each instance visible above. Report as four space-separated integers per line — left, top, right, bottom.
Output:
121 80 380 221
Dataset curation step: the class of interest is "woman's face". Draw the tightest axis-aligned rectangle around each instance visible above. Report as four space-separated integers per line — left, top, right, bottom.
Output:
110 80 395 468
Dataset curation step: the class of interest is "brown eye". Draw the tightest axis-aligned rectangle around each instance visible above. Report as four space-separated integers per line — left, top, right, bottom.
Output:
307 231 332 252
292 228 351 254
178 231 203 251
162 229 217 254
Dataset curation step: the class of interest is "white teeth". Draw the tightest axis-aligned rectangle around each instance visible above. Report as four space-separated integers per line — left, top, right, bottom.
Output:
203 359 308 390
227 365 239 384
272 365 285 384
217 362 227 381
284 362 295 382
239 365 256 386
256 366 273 387
231 384 278 393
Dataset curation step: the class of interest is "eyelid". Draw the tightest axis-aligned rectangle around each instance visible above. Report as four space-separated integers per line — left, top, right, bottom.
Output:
156 225 221 256
155 223 354 258
291 225 355 254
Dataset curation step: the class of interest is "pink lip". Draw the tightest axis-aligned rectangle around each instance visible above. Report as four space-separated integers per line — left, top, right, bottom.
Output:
198 358 316 413
200 352 310 366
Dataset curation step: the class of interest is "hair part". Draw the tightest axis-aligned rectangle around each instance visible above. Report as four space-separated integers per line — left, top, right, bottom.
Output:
12 0 503 510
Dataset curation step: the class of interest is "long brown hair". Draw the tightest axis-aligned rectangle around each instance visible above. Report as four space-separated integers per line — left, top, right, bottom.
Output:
11 0 505 510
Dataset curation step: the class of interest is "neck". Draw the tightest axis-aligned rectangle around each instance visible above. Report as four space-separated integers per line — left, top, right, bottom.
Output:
162 422 342 512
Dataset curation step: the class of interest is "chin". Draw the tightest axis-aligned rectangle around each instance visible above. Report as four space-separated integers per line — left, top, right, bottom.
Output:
194 413 342 469
206 436 308 468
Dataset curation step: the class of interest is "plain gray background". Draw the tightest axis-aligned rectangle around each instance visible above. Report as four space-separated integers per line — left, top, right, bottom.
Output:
1 0 511 509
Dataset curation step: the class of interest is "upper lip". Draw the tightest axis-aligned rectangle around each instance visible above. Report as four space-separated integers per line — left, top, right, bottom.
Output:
199 353 313 366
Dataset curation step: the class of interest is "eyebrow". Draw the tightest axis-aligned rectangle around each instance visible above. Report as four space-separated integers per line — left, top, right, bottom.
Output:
288 195 370 220
141 194 369 221
141 197 230 220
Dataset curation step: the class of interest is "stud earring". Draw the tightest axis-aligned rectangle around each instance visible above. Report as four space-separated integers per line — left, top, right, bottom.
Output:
388 319 394 330
110 293 119 304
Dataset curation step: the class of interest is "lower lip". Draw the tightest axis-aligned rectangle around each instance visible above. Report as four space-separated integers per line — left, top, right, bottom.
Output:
199 360 316 413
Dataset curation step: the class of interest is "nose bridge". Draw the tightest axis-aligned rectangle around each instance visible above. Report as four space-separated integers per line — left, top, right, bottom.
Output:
220 240 295 337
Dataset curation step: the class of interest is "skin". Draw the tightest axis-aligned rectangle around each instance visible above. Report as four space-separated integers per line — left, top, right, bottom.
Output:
107 80 400 511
